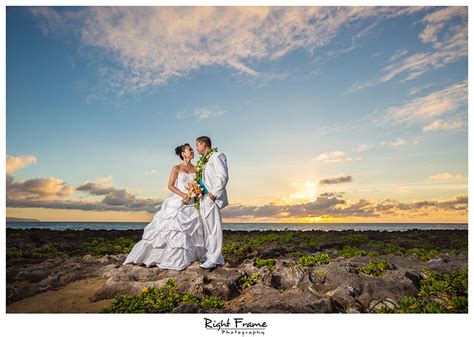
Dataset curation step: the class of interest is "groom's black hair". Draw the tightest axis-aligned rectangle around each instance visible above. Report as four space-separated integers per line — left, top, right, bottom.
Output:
196 136 212 148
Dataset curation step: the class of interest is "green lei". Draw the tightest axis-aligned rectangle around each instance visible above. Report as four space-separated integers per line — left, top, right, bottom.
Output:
194 147 218 208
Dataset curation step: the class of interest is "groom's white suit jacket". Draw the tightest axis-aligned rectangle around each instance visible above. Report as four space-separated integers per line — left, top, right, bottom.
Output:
202 151 229 210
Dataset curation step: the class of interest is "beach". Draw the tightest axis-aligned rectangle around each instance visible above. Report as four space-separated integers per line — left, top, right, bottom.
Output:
6 228 468 313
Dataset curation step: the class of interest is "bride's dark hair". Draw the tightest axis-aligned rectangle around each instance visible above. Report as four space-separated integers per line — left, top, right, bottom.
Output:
175 143 190 160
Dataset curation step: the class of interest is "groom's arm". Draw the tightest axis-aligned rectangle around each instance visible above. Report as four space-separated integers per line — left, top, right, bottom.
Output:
209 153 228 200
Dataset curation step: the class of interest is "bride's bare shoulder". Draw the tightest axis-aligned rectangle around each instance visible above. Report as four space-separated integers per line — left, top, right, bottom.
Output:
171 165 180 173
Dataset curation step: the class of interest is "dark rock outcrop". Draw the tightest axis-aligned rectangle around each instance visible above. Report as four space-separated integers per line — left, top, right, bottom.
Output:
6 228 468 313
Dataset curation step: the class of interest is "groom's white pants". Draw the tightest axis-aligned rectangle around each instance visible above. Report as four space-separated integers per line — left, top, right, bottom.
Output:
199 196 225 265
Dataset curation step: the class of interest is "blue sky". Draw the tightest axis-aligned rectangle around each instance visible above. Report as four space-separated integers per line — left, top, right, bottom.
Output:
6 6 468 222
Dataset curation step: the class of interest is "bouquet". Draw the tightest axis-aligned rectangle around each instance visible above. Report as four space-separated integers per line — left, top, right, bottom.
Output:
183 181 204 207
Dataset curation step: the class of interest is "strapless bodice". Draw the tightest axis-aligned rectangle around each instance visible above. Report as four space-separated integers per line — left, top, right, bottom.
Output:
175 172 196 193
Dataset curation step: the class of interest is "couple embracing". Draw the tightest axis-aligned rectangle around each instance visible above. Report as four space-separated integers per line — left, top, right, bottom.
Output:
123 136 229 270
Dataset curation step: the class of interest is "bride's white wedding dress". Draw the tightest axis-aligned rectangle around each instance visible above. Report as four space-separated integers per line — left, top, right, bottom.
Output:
122 172 207 270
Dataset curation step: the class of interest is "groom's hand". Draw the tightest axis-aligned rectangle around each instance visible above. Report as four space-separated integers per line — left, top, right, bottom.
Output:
208 193 217 202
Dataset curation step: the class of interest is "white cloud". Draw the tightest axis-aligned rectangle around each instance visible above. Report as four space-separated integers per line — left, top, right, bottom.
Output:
314 151 345 161
419 6 467 43
6 154 163 213
6 155 37 175
145 169 159 175
194 107 225 119
388 48 409 62
176 110 186 120
347 6 467 93
354 144 374 152
354 136 420 153
313 151 362 164
408 83 434 96
380 137 407 147
7 176 75 200
29 6 430 96
321 79 467 136
392 138 407 147
176 106 225 120
428 172 464 180
94 176 113 185
422 118 464 132
394 187 410 194
372 79 467 129
6 155 75 201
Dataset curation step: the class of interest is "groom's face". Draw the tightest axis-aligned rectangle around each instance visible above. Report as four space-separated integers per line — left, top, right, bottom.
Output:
196 141 206 155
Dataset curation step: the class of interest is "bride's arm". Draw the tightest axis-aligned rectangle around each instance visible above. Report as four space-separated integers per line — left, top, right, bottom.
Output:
168 166 188 199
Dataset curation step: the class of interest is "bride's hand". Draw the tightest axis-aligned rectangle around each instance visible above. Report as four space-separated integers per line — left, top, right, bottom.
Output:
182 195 191 204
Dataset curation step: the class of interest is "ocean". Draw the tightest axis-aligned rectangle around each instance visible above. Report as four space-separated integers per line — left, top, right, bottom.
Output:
5 221 468 232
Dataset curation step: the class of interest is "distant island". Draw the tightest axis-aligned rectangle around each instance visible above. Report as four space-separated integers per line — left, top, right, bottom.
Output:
6 217 40 222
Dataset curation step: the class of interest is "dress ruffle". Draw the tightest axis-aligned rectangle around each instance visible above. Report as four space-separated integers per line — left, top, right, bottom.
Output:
122 173 207 270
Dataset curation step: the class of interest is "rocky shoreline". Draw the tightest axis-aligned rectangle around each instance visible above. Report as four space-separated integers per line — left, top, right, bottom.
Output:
6 228 468 313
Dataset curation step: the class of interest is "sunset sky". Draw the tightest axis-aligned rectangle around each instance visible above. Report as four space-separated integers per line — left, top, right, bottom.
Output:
6 5 468 223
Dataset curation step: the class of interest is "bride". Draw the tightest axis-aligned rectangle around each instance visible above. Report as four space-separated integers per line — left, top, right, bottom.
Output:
122 143 207 270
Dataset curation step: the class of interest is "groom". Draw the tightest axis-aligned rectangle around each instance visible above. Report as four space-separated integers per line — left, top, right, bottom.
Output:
195 136 229 269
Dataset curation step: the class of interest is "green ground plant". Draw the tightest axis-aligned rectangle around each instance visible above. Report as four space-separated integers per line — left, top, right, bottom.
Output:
298 252 331 267
31 243 68 259
254 257 276 270
80 237 136 256
239 272 260 288
367 250 379 257
6 247 23 259
405 247 439 261
340 234 370 244
337 245 367 258
354 260 392 277
374 267 468 313
100 278 225 313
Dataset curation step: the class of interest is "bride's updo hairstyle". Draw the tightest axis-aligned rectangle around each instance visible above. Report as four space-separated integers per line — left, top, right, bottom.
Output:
175 143 190 160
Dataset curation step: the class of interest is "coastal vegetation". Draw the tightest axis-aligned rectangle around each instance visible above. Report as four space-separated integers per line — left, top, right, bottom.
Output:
100 278 225 313
374 267 468 313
